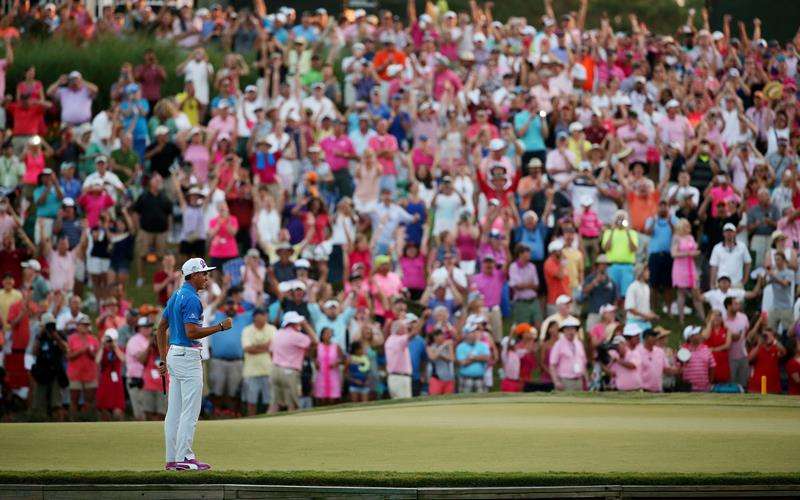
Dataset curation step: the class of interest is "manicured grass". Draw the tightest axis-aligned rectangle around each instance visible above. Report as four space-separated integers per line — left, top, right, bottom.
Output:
1 393 798 481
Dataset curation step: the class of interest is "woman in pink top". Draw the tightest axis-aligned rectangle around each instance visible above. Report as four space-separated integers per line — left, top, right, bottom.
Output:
707 175 737 217
180 128 211 182
670 219 705 324
398 242 427 301
77 183 115 228
313 328 344 404
21 137 51 185
208 202 239 267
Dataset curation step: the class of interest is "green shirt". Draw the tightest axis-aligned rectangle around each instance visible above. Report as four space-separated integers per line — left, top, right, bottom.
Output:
0 156 24 189
110 148 139 184
300 69 323 88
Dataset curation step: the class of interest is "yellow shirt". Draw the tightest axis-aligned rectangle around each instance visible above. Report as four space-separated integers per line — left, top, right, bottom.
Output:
175 92 201 126
0 289 22 325
601 228 638 264
241 323 276 377
562 247 584 291
567 138 591 163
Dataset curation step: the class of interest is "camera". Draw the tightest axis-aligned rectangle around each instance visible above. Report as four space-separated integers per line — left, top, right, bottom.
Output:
595 341 617 365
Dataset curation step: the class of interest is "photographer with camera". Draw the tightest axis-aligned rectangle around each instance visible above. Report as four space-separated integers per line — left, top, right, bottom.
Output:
30 312 68 419
95 328 126 421
601 209 638 296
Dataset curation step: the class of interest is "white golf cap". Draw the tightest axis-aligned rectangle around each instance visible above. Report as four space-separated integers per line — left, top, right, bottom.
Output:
245 84 257 93
683 325 702 340
323 300 339 309
277 281 293 293
473 32 487 43
611 335 626 345
137 316 152 327
559 317 581 329
104 328 119 341
62 197 76 207
622 323 642 337
404 312 419 324
723 223 737 232
599 303 616 314
489 138 506 151
291 280 307 291
182 257 216 276
580 196 593 206
22 259 41 271
386 64 404 77
294 258 311 269
281 311 305 327
155 125 170 136
666 99 680 109
548 240 564 253
568 121 584 133
68 70 82 79
555 294 572 305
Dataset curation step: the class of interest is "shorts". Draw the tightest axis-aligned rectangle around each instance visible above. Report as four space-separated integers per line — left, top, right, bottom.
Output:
110 259 130 274
648 252 673 289
242 375 270 405
270 365 301 408
209 358 243 398
179 239 207 258
511 298 543 326
139 389 167 414
348 385 370 395
458 376 486 393
87 256 110 275
135 231 168 260
428 377 455 395
69 379 98 391
33 382 63 410
127 384 146 420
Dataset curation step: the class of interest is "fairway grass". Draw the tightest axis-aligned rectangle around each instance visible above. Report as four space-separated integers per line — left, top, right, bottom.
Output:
1 393 799 484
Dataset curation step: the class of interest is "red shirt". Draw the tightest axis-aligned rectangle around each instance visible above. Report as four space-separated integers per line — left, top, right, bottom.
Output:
544 255 570 305
67 333 100 383
7 299 36 350
153 269 170 306
786 358 800 395
7 102 46 136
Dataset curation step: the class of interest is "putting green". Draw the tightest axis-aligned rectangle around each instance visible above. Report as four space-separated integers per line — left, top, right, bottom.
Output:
1 393 798 473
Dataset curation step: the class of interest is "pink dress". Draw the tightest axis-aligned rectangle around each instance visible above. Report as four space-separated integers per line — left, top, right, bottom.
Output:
672 236 698 289
313 343 342 399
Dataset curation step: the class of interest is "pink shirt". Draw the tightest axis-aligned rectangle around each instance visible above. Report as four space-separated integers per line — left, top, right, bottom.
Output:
576 208 602 238
399 255 426 290
723 311 750 361
548 334 587 380
207 114 236 139
48 249 77 292
384 332 411 375
320 134 356 172
371 272 404 317
124 333 149 378
78 192 115 228
270 327 311 370
66 333 100 382
368 134 399 175
184 144 211 182
208 216 239 258
681 343 716 392
635 343 666 392
610 348 642 390
616 123 650 163
657 114 694 151
471 269 505 308
708 185 737 217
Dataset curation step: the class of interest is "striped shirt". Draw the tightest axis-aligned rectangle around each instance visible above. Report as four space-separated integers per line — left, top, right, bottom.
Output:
681 343 716 392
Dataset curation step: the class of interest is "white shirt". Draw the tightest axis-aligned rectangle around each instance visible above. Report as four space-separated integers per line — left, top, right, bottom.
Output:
237 97 266 137
709 241 752 286
182 59 213 105
624 280 651 322
301 96 336 123
83 171 124 200
703 287 745 313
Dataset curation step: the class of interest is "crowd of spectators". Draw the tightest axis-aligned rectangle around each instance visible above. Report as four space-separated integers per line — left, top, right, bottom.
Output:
1 0 800 421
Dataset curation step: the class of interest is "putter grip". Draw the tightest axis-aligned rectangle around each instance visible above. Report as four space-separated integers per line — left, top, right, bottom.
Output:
161 375 167 395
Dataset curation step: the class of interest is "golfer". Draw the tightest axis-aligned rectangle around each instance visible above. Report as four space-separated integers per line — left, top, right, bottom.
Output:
156 258 233 471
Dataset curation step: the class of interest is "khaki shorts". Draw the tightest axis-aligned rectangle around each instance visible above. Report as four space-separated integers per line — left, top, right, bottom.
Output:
209 358 243 398
69 380 98 391
140 389 167 415
128 384 146 420
135 231 168 260
270 365 301 408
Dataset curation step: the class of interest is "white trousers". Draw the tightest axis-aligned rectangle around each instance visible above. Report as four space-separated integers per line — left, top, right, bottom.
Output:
387 374 412 399
165 345 203 463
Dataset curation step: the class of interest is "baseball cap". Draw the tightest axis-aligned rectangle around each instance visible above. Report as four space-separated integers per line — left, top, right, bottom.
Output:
77 313 91 325
323 300 339 310
666 99 680 109
555 294 572 305
290 280 307 291
137 316 153 327
294 258 311 269
548 240 564 253
104 328 119 341
568 121 583 133
682 325 702 340
611 335 626 345
68 70 82 79
559 317 581 329
722 223 737 232
622 323 642 337
281 311 305 327
489 138 506 151
181 257 216 276
155 125 170 136
22 259 41 272
245 85 257 93
599 303 616 314
95 155 108 164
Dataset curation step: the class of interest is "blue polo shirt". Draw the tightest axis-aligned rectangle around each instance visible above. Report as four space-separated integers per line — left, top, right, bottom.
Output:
308 304 356 352
162 282 203 347
408 335 428 382
456 341 490 378
645 215 679 254
209 309 253 360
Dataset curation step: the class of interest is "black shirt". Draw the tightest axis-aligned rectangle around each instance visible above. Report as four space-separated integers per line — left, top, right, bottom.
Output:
133 190 172 233
145 141 181 178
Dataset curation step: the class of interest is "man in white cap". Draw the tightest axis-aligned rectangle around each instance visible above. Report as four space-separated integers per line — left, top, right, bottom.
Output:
679 325 715 392
543 239 570 315
656 98 693 152
268 311 318 413
548 317 587 391
46 70 98 126
308 295 356 351
156 257 233 471
541 294 583 341
608 324 643 391
709 222 751 287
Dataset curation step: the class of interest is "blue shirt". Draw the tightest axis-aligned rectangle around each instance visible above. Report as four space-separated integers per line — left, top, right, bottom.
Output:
408 335 428 381
308 304 356 351
162 282 203 347
33 186 61 218
515 223 548 261
456 341 490 378
60 178 82 201
645 215 678 254
209 309 253 359
514 111 545 152
119 99 150 140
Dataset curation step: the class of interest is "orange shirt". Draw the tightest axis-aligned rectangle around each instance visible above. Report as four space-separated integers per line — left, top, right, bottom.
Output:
373 50 407 81
627 191 660 233
544 255 571 305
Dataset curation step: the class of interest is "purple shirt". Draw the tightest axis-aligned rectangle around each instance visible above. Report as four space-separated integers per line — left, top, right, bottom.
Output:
508 261 539 300
471 269 505 308
56 86 93 125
